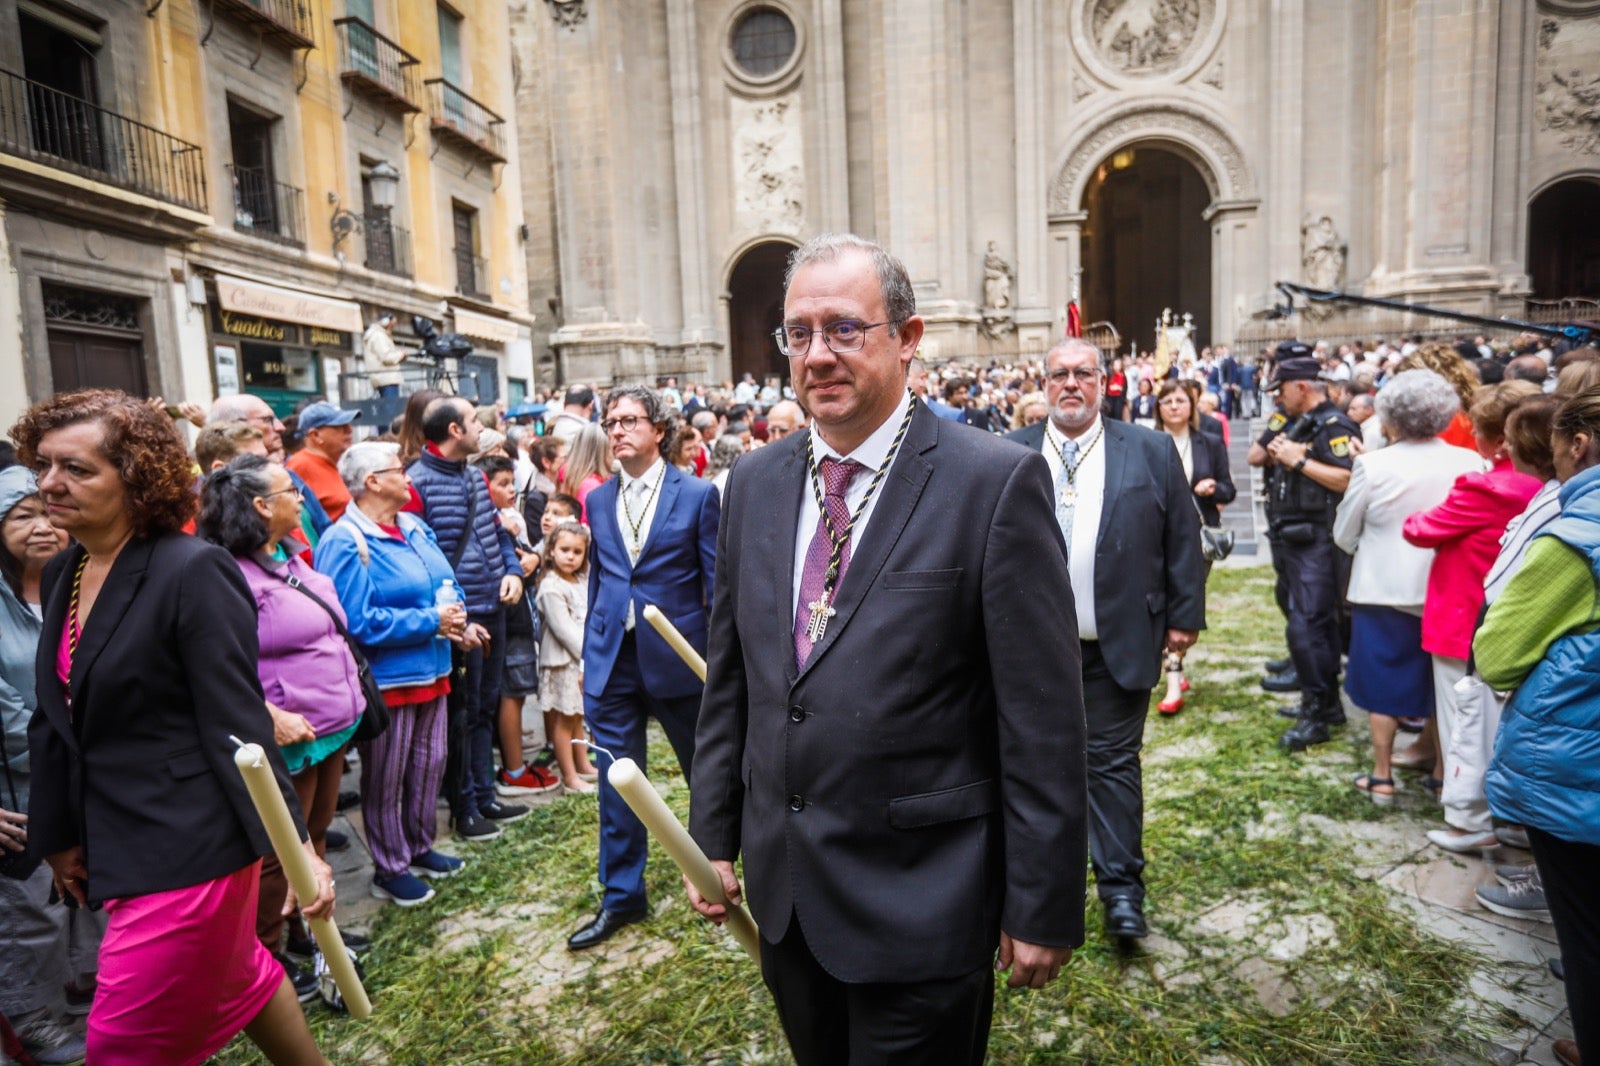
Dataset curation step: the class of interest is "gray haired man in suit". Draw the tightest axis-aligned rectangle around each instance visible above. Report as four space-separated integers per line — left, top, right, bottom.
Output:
1007 338 1206 944
688 234 1087 1065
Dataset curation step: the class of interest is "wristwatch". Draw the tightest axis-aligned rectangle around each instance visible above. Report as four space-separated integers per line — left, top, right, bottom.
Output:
1293 456 1309 473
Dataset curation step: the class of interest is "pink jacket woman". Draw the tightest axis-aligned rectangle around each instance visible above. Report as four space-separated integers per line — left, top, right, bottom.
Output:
1402 457 1541 660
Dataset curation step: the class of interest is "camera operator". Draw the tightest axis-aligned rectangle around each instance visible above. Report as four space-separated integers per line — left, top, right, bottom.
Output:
1248 347 1361 750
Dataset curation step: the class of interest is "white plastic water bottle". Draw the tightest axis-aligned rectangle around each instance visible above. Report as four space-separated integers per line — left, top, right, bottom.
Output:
435 579 461 608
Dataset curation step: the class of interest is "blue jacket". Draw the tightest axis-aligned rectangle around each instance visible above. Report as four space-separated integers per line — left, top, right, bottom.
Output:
407 448 518 614
1485 463 1600 846
315 506 454 689
584 464 719 701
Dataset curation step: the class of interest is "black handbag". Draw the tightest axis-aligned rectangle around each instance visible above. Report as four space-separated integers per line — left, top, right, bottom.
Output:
275 570 392 745
0 725 42 881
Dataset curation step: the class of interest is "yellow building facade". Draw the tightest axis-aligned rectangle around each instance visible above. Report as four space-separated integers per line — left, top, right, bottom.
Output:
0 0 535 431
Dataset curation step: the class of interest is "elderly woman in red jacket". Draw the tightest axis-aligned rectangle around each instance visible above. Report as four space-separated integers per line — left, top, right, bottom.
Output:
1402 380 1543 851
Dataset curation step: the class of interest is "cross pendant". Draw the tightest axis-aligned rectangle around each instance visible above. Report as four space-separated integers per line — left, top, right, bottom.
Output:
805 597 835 643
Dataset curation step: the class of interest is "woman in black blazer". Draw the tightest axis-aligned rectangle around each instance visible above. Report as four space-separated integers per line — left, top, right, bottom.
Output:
1155 381 1237 713
14 390 334 1065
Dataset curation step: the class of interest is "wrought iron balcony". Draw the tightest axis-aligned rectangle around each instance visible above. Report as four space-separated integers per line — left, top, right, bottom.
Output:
228 164 306 247
335 19 420 114
0 68 206 213
424 79 506 164
454 246 488 298
212 0 315 49
365 218 412 277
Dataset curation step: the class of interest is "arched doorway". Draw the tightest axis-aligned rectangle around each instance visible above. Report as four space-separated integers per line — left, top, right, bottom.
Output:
1528 177 1600 298
1081 146 1212 352
727 240 794 385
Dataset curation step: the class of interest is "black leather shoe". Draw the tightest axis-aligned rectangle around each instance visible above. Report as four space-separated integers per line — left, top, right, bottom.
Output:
1103 896 1147 940
1280 716 1331 751
1263 656 1292 675
325 828 351 852
567 907 648 951
1260 667 1300 693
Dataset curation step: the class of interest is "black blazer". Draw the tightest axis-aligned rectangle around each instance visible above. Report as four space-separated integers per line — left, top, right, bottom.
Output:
29 533 300 902
1184 430 1237 528
1007 420 1207 692
690 404 1088 983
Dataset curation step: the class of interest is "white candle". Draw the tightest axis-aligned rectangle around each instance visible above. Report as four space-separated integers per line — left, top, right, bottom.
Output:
232 740 373 1020
607 756 760 962
642 604 707 682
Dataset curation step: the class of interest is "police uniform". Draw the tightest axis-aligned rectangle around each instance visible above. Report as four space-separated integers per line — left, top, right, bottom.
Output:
1258 354 1359 747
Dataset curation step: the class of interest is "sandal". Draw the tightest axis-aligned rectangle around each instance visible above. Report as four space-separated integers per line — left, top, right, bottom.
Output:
1421 776 1443 800
1353 773 1397 807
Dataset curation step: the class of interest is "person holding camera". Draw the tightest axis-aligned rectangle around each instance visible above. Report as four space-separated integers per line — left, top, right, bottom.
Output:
1247 349 1361 751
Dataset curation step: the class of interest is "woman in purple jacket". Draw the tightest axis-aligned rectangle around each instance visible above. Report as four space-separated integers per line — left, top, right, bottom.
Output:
198 455 365 989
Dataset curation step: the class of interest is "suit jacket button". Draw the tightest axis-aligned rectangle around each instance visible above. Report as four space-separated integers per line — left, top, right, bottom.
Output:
788 705 804 722
787 795 805 812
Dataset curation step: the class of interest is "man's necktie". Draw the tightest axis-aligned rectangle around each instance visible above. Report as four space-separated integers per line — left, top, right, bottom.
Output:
794 458 864 669
1056 437 1079 562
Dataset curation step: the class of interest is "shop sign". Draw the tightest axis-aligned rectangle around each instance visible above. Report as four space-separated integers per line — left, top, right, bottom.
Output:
219 311 289 342
215 275 365 334
309 327 351 348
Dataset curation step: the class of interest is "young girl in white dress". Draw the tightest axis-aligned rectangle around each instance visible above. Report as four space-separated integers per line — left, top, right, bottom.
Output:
537 521 600 792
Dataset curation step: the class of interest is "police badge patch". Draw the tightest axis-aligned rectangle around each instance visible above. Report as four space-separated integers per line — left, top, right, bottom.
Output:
1268 412 1287 431
1329 436 1351 458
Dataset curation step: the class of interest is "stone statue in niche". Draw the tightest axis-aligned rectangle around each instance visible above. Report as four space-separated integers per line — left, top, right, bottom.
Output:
1091 0 1205 75
1301 215 1347 318
981 242 1015 338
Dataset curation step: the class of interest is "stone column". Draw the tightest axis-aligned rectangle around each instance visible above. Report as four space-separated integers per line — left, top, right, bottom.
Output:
1013 0 1052 352
812 0 850 230
666 0 716 374
1048 212 1086 343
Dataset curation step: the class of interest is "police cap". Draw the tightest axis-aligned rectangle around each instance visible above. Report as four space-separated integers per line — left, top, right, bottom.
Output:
1263 356 1324 392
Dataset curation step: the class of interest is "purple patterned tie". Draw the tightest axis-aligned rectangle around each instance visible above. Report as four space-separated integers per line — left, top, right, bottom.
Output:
795 458 865 668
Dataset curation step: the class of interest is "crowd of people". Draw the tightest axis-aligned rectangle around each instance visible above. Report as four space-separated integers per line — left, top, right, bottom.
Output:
0 229 1594 1064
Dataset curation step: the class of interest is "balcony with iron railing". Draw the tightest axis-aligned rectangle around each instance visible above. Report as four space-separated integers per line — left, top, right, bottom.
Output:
335 19 420 114
424 79 506 164
228 164 306 247
365 217 412 277
454 246 488 298
212 0 315 49
0 68 207 213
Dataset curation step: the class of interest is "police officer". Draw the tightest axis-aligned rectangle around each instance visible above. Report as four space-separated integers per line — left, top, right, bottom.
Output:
1246 347 1360 751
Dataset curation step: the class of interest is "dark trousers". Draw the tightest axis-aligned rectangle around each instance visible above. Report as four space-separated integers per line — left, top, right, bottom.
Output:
444 607 507 818
586 630 700 914
1279 527 1341 696
1529 826 1600 1060
1082 640 1150 902
376 384 400 399
760 913 993 1066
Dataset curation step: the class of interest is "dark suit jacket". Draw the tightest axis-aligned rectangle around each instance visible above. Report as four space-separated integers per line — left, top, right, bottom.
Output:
1007 419 1207 692
583 465 719 701
29 533 299 902
1187 430 1237 528
690 404 1088 983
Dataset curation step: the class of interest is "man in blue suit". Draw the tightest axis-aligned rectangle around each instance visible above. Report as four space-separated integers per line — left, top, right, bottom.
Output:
568 384 720 950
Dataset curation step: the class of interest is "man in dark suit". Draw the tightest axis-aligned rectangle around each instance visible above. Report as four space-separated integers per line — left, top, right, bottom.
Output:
567 385 720 950
1007 338 1206 943
688 234 1087 1064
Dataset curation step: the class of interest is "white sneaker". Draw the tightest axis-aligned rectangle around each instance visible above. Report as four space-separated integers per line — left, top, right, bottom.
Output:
1426 828 1498 853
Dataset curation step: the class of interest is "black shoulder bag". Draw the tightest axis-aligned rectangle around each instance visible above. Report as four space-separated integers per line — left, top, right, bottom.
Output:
0 726 42 880
274 571 392 745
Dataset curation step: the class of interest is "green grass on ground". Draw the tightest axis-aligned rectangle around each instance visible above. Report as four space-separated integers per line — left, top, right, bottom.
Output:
214 567 1519 1065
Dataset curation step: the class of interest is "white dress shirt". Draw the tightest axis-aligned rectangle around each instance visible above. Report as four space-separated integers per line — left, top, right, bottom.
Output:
616 456 667 628
1041 416 1106 641
791 389 913 617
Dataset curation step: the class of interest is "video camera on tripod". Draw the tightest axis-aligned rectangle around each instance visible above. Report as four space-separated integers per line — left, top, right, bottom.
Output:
410 315 477 398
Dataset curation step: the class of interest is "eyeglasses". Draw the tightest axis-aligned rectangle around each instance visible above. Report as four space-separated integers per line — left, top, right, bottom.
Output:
600 414 650 433
1046 366 1102 385
259 487 303 501
371 466 406 477
773 320 896 357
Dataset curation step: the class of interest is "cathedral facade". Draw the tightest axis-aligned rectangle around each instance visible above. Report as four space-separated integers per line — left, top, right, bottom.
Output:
511 0 1600 385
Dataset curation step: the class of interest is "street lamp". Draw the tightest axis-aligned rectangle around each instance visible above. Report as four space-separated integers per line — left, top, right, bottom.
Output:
365 160 400 210
330 160 401 257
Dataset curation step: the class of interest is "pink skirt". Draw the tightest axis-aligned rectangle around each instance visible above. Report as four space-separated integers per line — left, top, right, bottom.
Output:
88 861 285 1066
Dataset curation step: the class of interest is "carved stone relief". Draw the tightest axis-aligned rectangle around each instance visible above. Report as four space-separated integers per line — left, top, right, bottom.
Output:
732 95 804 234
1072 73 1094 103
1090 0 1210 76
1201 60 1224 90
544 0 587 30
1535 14 1600 156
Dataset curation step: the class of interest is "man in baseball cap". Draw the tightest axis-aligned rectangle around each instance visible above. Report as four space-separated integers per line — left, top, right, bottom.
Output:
287 403 361 520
